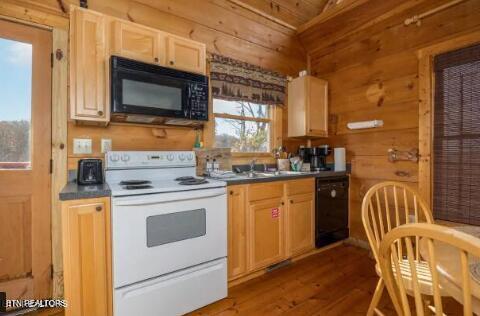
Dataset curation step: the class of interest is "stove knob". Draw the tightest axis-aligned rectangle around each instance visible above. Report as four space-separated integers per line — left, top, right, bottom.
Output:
167 154 174 161
110 154 120 162
179 153 185 161
121 154 130 162
187 153 194 161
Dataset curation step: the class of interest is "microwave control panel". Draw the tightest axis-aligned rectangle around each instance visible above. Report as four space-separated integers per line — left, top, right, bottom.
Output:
188 83 209 121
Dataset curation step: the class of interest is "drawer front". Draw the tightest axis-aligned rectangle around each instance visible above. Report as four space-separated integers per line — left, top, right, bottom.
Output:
285 178 314 196
248 182 284 202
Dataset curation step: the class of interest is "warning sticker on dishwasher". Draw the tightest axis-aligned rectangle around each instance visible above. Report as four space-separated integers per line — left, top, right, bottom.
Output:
271 208 279 218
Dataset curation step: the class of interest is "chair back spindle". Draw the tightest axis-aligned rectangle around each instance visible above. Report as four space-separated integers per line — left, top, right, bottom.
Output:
380 223 480 316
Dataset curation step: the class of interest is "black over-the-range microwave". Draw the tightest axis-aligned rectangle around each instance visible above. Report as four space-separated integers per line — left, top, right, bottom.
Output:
110 56 209 126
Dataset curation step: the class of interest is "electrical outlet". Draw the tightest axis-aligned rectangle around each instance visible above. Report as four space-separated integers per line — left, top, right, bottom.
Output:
73 138 92 154
101 138 112 153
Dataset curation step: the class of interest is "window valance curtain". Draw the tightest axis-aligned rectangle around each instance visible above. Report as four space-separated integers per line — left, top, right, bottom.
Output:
209 53 287 106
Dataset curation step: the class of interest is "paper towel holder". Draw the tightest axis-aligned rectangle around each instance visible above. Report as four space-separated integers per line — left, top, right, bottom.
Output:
347 120 384 130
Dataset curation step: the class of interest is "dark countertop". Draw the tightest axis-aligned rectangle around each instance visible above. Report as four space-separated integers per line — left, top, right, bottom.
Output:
217 171 349 185
59 182 111 201
59 171 349 201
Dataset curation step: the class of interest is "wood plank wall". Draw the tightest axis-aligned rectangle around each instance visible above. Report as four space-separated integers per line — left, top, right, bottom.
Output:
11 0 306 168
291 0 480 240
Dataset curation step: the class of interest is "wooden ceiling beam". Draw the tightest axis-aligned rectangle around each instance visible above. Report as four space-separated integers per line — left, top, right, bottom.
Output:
297 0 370 33
227 0 297 31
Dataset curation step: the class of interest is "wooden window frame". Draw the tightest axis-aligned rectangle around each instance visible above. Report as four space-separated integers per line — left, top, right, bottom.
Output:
211 99 282 158
417 30 480 209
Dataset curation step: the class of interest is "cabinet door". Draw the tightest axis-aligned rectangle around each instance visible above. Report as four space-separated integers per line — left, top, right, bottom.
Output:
227 185 247 280
286 193 315 257
111 20 164 65
62 198 111 316
248 198 285 271
70 8 108 122
307 77 328 137
166 35 206 74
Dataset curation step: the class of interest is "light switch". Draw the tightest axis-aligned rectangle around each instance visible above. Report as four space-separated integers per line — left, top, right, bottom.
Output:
101 138 112 153
73 138 92 154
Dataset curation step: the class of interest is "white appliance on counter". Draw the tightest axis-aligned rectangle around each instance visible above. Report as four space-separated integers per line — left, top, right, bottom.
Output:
105 151 227 316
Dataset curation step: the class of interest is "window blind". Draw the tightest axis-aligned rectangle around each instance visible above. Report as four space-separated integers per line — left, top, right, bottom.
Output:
433 43 480 225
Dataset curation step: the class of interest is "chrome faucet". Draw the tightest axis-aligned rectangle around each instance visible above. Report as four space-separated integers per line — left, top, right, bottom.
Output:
249 159 256 172
247 159 256 178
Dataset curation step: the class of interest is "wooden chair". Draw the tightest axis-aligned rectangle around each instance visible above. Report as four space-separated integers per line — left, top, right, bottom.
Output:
361 181 436 315
380 223 480 315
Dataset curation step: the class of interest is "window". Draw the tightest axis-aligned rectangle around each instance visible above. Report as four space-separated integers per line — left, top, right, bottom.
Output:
0 37 32 169
433 43 480 225
213 99 272 153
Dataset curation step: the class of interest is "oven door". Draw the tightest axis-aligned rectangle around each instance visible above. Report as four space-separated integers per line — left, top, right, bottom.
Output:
111 188 227 288
111 66 188 119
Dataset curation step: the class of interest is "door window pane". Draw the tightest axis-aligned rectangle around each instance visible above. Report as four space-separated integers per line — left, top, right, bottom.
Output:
0 38 32 169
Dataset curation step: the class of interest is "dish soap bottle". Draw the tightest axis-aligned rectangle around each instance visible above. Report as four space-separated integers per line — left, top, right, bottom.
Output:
194 129 202 148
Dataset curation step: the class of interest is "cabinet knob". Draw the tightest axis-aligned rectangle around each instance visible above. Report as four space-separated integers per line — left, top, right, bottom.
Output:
169 61 174 65
290 200 293 204
96 206 102 212
154 57 159 62
281 201 285 205
229 190 233 195
97 110 104 116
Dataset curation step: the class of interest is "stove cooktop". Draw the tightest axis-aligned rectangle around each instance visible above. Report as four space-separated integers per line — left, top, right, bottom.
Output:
108 178 226 197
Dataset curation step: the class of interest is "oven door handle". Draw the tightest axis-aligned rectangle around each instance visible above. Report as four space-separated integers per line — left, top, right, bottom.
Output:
113 188 226 206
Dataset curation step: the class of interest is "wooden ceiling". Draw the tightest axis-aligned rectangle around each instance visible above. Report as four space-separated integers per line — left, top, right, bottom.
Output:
230 0 331 29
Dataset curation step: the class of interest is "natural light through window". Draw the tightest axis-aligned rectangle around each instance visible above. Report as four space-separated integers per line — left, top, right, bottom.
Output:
213 99 271 153
0 37 32 169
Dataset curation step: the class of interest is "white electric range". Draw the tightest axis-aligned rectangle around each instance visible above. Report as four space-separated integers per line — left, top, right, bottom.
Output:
105 151 227 316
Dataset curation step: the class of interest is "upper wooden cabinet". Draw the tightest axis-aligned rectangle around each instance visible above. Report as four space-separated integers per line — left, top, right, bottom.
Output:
288 75 328 138
70 8 109 124
69 6 207 124
166 35 206 74
110 20 165 65
62 197 112 316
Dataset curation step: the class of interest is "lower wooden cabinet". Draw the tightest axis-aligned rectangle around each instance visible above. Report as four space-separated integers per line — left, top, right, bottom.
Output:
248 198 285 271
227 185 247 279
286 192 315 257
61 197 112 316
227 178 316 282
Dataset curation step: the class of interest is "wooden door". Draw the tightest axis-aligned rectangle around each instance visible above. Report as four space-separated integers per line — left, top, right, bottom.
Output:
286 193 315 257
62 198 112 316
166 35 206 74
248 198 285 271
0 20 52 300
111 20 165 65
227 185 247 280
306 76 328 137
70 7 108 122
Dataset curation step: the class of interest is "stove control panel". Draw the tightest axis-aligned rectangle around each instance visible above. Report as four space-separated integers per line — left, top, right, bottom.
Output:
105 151 196 169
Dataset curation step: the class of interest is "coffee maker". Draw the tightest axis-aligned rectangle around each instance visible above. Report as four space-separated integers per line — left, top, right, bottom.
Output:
311 145 331 171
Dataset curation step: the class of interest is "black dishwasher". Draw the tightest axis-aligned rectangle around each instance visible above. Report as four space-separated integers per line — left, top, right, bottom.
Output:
315 176 349 247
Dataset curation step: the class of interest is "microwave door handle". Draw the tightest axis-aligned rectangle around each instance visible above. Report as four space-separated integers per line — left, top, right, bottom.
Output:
113 188 226 206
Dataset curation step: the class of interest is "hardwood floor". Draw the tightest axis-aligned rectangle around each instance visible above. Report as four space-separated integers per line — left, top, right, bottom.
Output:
188 244 396 315
26 244 463 315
